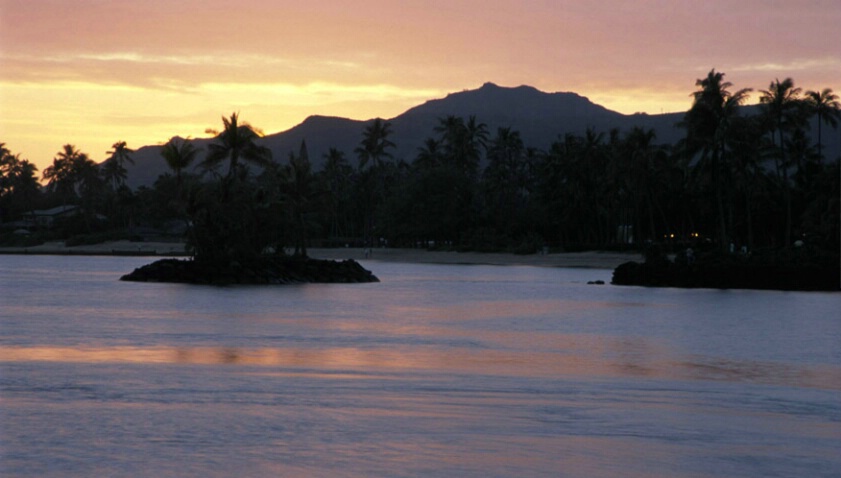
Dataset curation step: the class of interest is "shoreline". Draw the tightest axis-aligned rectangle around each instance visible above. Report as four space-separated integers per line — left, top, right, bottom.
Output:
0 240 641 270
311 247 641 269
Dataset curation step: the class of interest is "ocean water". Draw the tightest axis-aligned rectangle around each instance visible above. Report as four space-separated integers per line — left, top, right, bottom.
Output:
1 254 839 477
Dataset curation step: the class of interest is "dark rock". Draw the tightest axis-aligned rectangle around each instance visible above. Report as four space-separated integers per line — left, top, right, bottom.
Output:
120 257 379 285
611 249 840 292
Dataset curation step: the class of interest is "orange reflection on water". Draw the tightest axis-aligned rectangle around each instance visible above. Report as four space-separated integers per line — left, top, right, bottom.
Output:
1 343 839 391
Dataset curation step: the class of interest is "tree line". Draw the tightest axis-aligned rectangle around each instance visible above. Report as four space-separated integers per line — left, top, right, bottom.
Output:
1 70 839 260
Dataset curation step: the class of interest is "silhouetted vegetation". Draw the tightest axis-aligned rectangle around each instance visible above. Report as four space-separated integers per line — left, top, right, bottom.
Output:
2 73 839 285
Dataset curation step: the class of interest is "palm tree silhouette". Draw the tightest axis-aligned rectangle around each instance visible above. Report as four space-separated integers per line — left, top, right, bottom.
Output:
414 138 443 170
623 127 664 243
43 144 94 205
0 147 40 221
805 88 841 163
202 112 271 183
682 69 751 250
760 78 804 246
484 127 527 236
321 147 353 239
355 118 396 245
161 137 201 188
355 118 395 171
102 141 134 189
435 115 488 178
285 141 316 256
760 78 804 176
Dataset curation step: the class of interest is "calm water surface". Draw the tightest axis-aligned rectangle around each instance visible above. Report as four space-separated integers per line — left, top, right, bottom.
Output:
1 255 839 477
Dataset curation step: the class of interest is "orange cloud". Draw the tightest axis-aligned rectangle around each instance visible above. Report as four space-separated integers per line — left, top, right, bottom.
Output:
1 0 838 172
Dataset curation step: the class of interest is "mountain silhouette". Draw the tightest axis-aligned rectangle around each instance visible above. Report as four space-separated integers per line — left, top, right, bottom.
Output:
122 82 835 188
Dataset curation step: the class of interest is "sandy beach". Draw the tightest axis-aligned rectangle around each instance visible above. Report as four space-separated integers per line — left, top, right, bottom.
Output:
310 247 641 269
0 240 641 270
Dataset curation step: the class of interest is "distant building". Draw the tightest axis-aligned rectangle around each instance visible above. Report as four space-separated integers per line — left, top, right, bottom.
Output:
24 205 79 228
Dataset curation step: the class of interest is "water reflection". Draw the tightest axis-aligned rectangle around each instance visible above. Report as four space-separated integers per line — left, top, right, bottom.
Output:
3 344 838 391
3 257 841 477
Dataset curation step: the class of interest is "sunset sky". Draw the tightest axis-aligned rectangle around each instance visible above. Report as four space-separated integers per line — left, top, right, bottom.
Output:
1 0 839 172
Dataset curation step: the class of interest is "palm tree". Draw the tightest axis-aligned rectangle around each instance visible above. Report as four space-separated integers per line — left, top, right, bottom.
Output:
622 127 661 243
488 128 526 182
786 128 819 187
0 145 16 199
434 116 464 147
99 141 136 228
160 137 201 188
682 69 751 250
320 147 353 239
414 138 443 171
483 127 527 237
805 88 841 162
354 118 395 171
726 114 767 250
580 127 617 245
74 154 104 214
461 116 489 175
435 115 488 178
760 78 804 175
0 143 11 194
202 112 271 183
43 144 88 205
43 145 101 230
432 115 488 246
759 78 805 246
102 141 135 189
354 118 396 244
13 159 40 216
160 137 201 234
285 141 317 256
0 148 40 221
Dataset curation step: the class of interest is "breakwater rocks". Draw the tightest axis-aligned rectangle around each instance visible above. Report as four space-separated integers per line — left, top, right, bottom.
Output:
120 257 379 285
612 252 839 292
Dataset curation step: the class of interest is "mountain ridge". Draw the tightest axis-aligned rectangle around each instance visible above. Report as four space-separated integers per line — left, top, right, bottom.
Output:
122 82 837 189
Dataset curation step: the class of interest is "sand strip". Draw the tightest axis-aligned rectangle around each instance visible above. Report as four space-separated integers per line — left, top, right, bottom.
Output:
0 241 641 270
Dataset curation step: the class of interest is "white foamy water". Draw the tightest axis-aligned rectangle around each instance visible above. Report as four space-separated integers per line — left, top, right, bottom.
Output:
1 255 839 477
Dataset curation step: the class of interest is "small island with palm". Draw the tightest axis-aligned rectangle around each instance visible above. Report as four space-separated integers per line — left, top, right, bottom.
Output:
120 113 378 285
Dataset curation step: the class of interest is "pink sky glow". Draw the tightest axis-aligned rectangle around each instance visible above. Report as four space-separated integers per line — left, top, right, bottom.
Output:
1 0 839 172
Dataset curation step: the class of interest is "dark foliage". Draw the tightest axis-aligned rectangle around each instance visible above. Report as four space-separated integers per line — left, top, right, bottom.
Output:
612 247 840 291
3 74 839 289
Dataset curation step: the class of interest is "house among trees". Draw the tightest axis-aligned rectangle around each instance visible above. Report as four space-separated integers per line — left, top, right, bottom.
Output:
24 205 79 228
